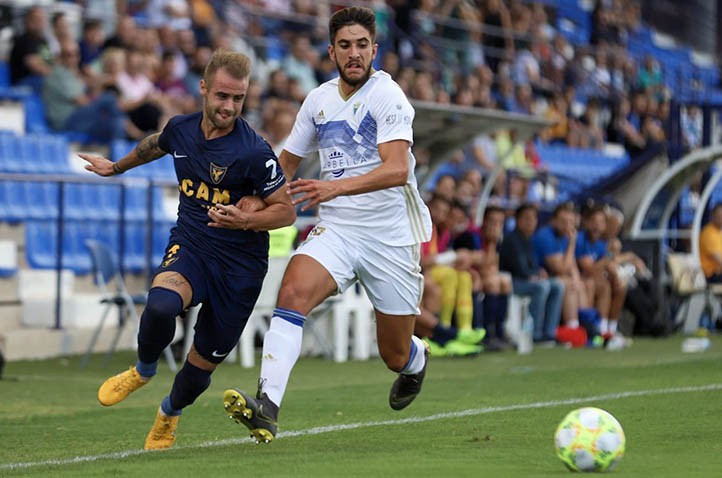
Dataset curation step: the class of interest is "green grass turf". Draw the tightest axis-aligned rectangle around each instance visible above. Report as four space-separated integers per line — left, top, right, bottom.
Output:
1 335 721 477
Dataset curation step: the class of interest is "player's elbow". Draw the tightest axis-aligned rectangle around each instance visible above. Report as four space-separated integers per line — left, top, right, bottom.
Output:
387 164 409 187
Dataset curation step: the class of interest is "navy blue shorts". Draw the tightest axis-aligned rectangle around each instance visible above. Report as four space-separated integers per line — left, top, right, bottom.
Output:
157 234 265 364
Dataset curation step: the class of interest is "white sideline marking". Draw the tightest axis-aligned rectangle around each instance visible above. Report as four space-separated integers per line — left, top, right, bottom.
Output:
2 383 721 471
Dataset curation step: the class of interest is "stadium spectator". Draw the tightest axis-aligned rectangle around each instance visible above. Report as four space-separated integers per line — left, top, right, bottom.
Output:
103 14 138 50
500 202 564 345
576 204 627 340
81 50 296 450
9 6 52 93
155 50 197 114
42 40 128 143
47 12 73 58
532 202 587 347
540 92 570 145
480 0 514 73
479 205 512 350
603 207 662 337
281 36 320 95
144 0 193 31
78 19 106 77
223 7 433 444
415 279 484 357
114 48 169 135
183 45 213 102
699 203 722 283
681 105 703 153
422 195 478 340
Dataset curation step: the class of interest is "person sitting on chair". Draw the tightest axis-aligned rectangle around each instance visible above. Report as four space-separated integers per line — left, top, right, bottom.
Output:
699 203 722 284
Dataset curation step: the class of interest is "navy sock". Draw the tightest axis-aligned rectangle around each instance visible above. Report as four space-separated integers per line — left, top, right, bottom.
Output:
135 359 157 379
472 292 484 330
137 287 184 364
495 294 509 339
161 395 182 416
169 361 212 411
431 323 457 346
482 295 499 337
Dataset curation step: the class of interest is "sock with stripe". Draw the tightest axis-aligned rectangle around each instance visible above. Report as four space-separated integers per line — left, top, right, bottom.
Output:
400 335 426 375
259 308 305 407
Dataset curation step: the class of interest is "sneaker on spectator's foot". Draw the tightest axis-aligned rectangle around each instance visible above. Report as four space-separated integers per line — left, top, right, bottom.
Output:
223 386 278 444
482 336 508 352
98 366 149 406
389 344 429 411
144 408 179 450
443 339 483 356
605 334 630 351
456 328 486 345
422 339 447 357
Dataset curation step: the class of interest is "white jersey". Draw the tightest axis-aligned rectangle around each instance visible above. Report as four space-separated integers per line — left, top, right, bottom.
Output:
284 70 432 246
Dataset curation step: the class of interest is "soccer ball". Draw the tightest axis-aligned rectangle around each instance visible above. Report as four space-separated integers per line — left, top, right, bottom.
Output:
554 407 625 472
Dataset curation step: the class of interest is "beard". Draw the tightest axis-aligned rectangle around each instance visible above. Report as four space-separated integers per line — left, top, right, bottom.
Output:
336 59 372 87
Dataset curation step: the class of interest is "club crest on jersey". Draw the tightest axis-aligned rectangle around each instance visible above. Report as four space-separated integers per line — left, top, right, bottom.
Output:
209 162 227 184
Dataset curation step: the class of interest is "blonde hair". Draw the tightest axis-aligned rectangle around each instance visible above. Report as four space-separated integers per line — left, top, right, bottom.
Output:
203 50 252 86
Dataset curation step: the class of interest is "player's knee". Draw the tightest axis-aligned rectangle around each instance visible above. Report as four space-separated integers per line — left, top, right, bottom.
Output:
145 287 185 321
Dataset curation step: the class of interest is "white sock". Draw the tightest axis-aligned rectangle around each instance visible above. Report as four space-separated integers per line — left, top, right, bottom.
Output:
600 318 609 335
567 319 579 329
401 335 426 375
259 315 304 407
609 320 618 335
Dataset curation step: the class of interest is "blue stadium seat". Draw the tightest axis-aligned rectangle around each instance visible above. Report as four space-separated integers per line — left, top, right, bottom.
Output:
152 221 174 266
123 220 149 273
23 94 49 134
0 61 9 88
0 181 25 223
25 221 57 269
0 132 22 173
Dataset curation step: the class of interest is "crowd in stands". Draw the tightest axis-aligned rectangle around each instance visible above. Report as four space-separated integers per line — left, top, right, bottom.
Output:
3 0 718 355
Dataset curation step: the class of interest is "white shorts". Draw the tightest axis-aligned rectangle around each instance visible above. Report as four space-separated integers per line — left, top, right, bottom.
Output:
293 223 423 315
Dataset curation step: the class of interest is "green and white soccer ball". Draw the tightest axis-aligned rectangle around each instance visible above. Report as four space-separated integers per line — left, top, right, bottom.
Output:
554 407 625 472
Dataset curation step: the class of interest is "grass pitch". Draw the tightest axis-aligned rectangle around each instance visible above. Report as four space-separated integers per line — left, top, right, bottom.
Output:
1 335 721 477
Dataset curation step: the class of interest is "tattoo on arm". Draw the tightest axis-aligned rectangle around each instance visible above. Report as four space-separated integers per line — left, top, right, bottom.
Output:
135 133 165 164
161 276 187 287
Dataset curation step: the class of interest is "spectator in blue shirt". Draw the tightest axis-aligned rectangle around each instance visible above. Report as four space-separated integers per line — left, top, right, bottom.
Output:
532 202 587 346
577 204 627 339
500 203 564 344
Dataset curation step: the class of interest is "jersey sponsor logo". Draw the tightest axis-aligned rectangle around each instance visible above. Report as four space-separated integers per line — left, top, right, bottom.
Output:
331 169 345 178
173 151 188 159
179 178 231 204
385 113 411 125
209 162 228 184
329 151 343 160
308 226 326 237
161 244 180 268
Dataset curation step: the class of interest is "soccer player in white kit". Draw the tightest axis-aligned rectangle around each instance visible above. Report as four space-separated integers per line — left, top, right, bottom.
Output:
221 6 433 443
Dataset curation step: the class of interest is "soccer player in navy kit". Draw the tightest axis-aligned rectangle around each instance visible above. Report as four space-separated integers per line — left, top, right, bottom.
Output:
79 50 296 450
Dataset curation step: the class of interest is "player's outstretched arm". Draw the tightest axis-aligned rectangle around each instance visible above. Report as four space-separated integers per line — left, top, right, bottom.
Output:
78 133 167 176
288 139 409 211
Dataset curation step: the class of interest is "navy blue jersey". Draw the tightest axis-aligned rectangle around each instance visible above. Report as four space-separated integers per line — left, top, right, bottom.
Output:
158 112 285 275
